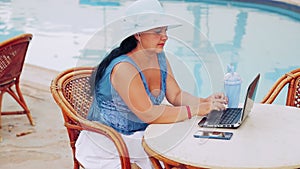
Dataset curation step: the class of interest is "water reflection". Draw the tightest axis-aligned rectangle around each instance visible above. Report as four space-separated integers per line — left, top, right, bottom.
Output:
76 0 120 62
79 0 120 6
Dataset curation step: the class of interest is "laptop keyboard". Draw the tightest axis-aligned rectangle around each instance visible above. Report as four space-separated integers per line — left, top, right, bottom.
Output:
219 108 243 124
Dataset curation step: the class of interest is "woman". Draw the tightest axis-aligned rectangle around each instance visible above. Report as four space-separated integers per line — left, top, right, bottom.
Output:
76 0 228 168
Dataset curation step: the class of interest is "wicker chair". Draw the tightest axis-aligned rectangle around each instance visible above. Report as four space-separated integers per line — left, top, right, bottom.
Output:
261 68 300 108
50 67 132 169
0 33 35 128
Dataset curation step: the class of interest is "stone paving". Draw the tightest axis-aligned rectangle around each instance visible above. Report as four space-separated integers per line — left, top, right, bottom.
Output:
0 64 73 169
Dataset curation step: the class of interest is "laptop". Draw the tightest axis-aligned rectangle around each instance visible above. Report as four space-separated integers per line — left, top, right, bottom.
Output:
198 73 260 128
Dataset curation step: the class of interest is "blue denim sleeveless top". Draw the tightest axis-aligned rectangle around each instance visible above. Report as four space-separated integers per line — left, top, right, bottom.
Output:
87 52 167 135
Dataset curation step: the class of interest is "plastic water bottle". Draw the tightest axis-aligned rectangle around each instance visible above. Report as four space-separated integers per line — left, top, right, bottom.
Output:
224 64 242 108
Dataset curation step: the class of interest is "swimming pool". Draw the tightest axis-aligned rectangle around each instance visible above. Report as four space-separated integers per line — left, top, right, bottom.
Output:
1 0 300 104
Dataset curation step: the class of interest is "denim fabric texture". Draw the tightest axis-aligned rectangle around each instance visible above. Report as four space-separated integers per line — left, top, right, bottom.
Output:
88 53 167 135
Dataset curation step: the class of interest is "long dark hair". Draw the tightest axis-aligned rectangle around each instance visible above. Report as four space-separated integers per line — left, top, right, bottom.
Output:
90 35 138 94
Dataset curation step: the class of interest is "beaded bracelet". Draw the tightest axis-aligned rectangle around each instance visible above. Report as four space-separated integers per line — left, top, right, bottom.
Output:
186 105 192 119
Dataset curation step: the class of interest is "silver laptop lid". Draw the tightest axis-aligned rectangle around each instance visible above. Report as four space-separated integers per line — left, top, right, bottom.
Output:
240 74 260 122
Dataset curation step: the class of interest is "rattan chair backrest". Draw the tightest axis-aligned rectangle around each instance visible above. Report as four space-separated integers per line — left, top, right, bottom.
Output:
0 34 32 84
60 69 93 119
51 67 131 169
261 68 300 108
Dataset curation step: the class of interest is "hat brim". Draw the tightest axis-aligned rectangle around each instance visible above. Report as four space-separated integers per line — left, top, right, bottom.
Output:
84 12 182 52
121 12 182 40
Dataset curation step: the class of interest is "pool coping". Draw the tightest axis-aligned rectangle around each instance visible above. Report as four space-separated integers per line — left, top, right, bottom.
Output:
192 0 300 14
234 0 300 13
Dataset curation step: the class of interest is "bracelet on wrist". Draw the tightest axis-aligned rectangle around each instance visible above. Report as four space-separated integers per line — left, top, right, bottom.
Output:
186 105 192 119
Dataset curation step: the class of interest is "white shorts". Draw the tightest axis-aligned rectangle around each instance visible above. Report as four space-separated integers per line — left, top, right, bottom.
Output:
75 130 152 169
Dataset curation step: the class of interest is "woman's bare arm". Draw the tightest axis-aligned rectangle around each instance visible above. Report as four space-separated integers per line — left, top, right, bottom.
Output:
111 62 209 124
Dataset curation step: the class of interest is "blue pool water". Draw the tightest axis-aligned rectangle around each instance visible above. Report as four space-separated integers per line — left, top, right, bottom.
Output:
1 0 300 104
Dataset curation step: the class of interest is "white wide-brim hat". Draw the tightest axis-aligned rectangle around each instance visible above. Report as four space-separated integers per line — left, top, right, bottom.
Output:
121 0 182 40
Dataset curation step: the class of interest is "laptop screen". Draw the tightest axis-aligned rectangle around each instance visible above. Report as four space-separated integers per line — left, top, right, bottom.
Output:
241 74 260 121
